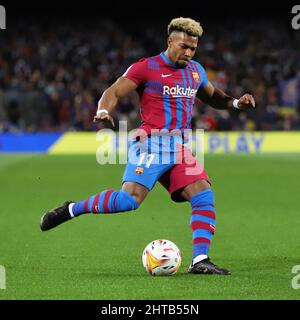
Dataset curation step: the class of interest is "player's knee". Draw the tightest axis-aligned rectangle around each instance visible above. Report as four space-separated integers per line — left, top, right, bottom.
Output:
182 179 211 201
122 182 148 205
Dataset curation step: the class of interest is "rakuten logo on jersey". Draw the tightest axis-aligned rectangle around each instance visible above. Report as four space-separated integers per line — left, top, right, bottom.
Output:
163 85 196 98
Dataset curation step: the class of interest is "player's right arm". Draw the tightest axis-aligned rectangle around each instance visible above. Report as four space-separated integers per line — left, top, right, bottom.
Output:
94 59 147 126
93 77 138 126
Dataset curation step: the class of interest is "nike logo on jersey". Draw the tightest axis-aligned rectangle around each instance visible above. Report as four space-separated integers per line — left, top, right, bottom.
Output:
161 73 172 78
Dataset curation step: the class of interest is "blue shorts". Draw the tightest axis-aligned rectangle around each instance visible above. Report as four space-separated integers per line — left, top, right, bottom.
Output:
122 135 182 190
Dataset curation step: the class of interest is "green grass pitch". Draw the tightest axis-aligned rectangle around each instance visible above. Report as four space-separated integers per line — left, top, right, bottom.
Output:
0 153 300 300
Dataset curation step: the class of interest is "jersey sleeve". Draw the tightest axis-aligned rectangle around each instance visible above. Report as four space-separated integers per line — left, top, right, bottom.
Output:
122 58 148 86
196 62 209 89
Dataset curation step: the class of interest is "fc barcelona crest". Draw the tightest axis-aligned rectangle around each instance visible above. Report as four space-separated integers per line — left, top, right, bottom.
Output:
135 167 144 175
192 72 200 82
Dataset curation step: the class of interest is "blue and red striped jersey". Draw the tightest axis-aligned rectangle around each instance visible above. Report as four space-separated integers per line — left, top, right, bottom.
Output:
123 51 208 135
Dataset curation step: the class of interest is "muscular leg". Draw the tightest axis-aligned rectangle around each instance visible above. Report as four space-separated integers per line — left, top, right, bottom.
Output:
40 181 149 231
181 179 216 264
68 181 149 216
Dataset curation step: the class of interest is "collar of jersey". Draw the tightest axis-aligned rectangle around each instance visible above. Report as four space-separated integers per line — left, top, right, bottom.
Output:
160 51 178 68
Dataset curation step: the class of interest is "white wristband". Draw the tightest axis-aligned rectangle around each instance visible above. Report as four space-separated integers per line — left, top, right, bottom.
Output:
233 99 240 109
96 109 109 116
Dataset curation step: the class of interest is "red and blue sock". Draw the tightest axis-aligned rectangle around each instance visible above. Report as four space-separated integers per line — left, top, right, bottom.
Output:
190 189 216 263
70 189 139 216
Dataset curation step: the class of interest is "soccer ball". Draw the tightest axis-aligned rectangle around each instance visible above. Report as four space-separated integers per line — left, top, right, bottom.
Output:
142 239 182 276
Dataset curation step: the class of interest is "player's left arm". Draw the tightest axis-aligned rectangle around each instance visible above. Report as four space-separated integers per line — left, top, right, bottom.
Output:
196 81 255 110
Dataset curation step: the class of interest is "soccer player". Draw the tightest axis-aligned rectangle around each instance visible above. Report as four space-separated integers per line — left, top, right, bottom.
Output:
40 17 255 275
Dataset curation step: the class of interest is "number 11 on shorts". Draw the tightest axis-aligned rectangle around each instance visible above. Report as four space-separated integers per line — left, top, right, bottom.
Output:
138 152 155 168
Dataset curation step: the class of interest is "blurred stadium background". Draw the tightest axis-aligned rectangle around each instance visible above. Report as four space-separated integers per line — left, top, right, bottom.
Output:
1 2 300 300
0 2 300 135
